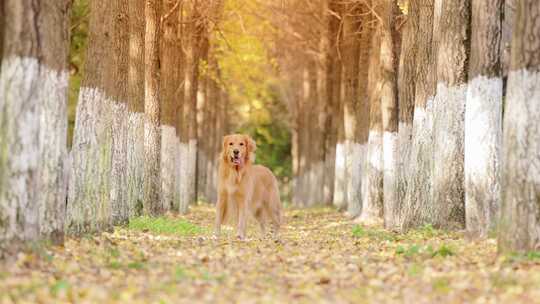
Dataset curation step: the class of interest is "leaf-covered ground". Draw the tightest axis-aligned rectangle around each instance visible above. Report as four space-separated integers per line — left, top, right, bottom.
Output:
1 205 539 303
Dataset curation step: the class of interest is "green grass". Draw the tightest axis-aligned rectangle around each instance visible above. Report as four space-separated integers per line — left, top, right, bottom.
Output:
395 243 456 259
352 225 397 241
128 216 205 236
506 251 540 263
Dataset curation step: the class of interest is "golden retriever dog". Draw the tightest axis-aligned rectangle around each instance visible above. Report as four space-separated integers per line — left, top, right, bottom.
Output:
215 134 282 240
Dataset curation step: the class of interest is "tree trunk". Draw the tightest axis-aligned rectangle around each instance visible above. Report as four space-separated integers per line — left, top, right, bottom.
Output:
399 0 437 231
174 4 186 212
322 0 342 205
465 0 503 238
307 60 324 206
143 0 162 216
127 0 146 218
348 10 372 217
180 1 204 213
108 0 130 225
380 1 401 229
333 77 347 210
195 34 209 204
357 27 383 226
67 0 115 234
499 0 540 253
205 53 219 204
430 0 470 230
0 0 70 248
342 3 362 216
395 0 418 228
160 0 180 212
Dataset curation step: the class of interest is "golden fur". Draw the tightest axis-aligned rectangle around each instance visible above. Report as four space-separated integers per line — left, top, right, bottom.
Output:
215 134 282 239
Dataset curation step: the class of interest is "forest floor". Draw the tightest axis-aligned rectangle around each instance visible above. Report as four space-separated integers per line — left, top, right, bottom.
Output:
1 205 539 304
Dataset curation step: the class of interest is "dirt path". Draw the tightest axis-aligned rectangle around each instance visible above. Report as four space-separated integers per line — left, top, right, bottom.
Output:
1 205 539 303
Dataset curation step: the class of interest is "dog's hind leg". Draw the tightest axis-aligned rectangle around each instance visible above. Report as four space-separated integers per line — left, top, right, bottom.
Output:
268 191 282 239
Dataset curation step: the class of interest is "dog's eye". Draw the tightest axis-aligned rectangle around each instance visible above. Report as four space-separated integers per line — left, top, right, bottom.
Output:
240 143 244 146
229 142 233 146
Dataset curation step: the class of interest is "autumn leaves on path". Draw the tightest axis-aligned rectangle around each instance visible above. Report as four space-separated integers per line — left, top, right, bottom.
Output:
1 206 540 303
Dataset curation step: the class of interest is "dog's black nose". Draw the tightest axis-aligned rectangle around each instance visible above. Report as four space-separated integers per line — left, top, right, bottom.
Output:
233 149 239 155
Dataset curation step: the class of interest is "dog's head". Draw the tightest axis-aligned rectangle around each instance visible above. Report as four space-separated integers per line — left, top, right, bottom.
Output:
222 134 257 167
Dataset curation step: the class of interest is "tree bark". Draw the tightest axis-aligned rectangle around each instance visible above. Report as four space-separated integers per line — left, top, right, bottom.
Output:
67 0 115 235
342 2 361 215
160 0 180 212
348 9 372 217
399 0 437 231
499 0 540 253
357 26 383 226
395 0 418 229
108 0 130 225
465 0 503 238
180 1 205 213
143 0 162 216
1 0 71 248
430 0 470 230
322 0 342 205
127 0 146 218
308 59 324 206
380 0 401 229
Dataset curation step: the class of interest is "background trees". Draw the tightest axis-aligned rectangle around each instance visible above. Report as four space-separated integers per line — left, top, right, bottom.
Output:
0 0 539 255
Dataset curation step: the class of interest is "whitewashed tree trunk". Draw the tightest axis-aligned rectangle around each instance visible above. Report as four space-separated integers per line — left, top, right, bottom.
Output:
498 0 540 253
67 88 114 234
357 27 383 226
161 126 178 211
430 0 470 230
465 0 503 238
127 112 144 217
395 0 417 230
380 1 400 229
0 0 70 248
333 138 348 209
143 0 162 216
399 0 437 231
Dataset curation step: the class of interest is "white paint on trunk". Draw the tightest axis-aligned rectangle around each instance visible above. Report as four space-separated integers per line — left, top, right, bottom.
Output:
143 115 162 214
400 98 435 231
346 142 366 217
67 87 113 234
0 56 68 243
37 62 69 243
174 137 182 211
179 139 197 213
160 125 178 212
396 122 412 201
465 76 502 237
501 69 540 251
358 131 383 226
383 131 399 229
127 112 145 217
431 82 466 229
110 101 128 225
333 141 348 209
308 161 325 206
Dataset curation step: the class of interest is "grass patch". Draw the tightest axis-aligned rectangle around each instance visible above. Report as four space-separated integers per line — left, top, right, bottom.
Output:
506 251 540 263
396 243 456 259
50 280 70 297
128 216 205 236
352 225 396 241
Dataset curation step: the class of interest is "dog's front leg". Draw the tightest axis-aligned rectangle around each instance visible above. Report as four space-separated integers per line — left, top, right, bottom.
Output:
215 191 227 238
237 196 247 240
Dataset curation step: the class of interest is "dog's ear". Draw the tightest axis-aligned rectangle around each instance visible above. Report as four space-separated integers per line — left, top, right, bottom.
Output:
244 135 257 163
222 135 230 162
247 136 257 153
